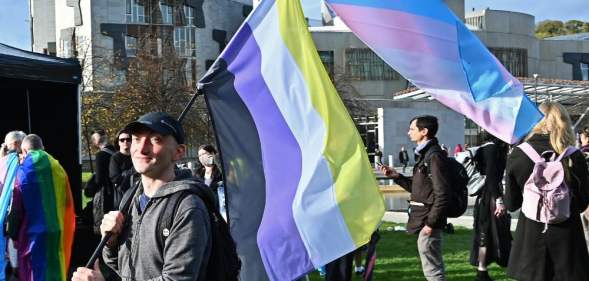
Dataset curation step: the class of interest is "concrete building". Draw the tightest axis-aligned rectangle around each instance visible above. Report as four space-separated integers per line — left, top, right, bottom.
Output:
310 0 589 164
30 0 57 55
33 0 252 92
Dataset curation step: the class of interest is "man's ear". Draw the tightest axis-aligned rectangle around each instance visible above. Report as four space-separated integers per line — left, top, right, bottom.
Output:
173 144 187 161
421 128 429 138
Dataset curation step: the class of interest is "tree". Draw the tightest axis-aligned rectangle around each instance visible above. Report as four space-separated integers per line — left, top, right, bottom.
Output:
535 20 566 38
78 29 214 160
565 20 586 34
536 19 589 38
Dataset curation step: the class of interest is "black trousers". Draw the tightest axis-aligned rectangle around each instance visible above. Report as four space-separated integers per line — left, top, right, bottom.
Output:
325 252 354 281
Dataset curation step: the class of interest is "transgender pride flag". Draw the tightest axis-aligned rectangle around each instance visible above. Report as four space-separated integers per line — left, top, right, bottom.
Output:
326 0 543 144
198 0 385 280
0 153 19 281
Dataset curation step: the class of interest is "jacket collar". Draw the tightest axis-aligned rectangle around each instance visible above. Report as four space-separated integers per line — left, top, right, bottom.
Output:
415 138 438 155
136 171 203 199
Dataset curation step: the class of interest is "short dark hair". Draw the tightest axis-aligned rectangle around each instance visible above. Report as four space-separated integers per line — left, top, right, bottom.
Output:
410 115 438 138
92 129 106 136
117 128 130 138
198 144 217 154
580 127 589 138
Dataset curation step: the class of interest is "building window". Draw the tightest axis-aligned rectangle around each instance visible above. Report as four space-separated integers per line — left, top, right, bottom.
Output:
489 47 528 77
160 2 173 24
318 50 334 77
581 63 589 81
61 39 71 58
174 27 196 57
184 5 194 26
466 16 484 29
345 48 400 80
126 0 145 23
125 36 137 57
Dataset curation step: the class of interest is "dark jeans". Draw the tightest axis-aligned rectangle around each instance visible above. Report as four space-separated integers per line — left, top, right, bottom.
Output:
326 252 355 281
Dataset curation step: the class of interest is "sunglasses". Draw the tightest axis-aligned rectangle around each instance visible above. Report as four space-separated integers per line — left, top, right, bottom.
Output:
119 138 132 143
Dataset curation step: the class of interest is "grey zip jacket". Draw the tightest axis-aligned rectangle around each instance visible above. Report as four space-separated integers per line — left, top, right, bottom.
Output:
103 178 211 281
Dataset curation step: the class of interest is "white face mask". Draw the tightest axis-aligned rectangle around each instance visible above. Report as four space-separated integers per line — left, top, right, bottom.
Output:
199 154 214 166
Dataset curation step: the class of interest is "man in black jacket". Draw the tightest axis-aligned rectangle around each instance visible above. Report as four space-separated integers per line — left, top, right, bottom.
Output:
380 115 451 281
89 130 117 233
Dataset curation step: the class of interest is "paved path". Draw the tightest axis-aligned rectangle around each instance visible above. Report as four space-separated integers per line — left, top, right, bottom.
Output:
382 211 518 231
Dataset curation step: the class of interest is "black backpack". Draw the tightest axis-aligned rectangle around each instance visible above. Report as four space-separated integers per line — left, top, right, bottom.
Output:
423 149 468 218
155 181 241 281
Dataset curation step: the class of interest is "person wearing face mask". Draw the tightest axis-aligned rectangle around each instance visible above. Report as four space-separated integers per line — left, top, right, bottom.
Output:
195 144 225 219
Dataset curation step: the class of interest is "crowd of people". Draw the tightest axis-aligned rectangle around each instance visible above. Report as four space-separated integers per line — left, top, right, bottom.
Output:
0 131 75 281
3 102 589 281
380 102 589 281
73 112 233 281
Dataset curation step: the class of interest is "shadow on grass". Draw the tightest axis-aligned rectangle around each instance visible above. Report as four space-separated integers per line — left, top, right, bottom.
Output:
307 223 514 281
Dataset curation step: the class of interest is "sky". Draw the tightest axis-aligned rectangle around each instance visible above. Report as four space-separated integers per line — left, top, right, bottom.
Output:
1 0 588 51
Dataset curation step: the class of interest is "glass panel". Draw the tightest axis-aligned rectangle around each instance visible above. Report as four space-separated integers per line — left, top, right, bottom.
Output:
581 63 589 81
318 50 334 77
489 47 528 77
127 0 145 23
184 5 194 26
160 3 173 24
125 36 137 57
345 48 400 80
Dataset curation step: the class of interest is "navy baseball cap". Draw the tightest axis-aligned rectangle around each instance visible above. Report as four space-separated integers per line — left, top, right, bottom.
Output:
124 112 185 144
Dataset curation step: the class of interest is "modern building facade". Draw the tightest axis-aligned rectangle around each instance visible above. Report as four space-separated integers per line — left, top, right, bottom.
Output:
32 0 252 92
310 0 589 164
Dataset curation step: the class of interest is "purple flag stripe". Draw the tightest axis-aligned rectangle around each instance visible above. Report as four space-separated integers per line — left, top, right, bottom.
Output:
222 23 313 280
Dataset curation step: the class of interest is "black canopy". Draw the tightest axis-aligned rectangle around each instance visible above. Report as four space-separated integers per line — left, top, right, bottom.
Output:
0 43 82 213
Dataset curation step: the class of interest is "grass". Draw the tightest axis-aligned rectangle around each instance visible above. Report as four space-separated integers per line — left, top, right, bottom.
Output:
78 172 513 280
81 172 93 208
307 223 513 281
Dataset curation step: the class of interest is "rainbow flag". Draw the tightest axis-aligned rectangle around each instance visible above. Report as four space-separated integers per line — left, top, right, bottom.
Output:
12 150 75 281
0 153 20 280
325 0 543 144
198 0 385 280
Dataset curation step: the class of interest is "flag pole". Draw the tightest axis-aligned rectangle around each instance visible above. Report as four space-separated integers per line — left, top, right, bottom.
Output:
85 87 204 268
179 88 203 123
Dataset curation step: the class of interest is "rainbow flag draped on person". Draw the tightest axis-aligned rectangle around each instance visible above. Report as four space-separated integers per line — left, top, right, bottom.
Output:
11 150 75 281
325 0 543 144
198 0 385 280
0 153 20 281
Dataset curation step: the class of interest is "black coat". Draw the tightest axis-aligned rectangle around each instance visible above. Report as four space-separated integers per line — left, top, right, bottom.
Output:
470 143 512 267
195 165 223 198
93 145 116 195
394 138 452 233
398 150 409 164
109 152 135 207
505 134 589 281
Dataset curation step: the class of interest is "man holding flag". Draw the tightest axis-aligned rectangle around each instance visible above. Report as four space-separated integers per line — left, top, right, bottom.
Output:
198 0 385 279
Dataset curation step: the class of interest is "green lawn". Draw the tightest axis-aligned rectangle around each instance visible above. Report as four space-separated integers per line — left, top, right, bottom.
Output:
307 223 512 281
78 172 513 280
81 172 92 208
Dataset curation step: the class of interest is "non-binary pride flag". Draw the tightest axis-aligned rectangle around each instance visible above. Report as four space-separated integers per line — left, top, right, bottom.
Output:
12 150 75 281
198 0 385 280
326 0 543 144
0 153 20 281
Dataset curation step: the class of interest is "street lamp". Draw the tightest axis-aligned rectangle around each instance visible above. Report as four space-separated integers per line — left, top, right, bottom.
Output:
533 73 539 104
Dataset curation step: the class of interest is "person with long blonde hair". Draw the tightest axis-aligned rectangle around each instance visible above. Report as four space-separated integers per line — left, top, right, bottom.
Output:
504 102 589 280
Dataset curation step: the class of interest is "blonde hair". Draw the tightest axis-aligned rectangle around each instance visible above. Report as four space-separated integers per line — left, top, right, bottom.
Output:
526 102 574 154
